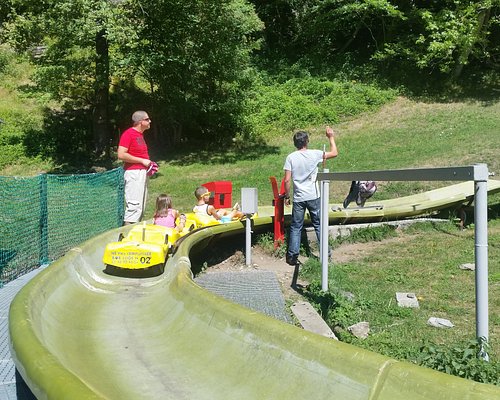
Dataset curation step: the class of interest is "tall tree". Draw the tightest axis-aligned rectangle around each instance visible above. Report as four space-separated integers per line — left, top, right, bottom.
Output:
370 0 500 78
2 0 263 151
265 0 499 79
2 0 138 155
285 0 405 62
250 0 302 57
129 0 263 144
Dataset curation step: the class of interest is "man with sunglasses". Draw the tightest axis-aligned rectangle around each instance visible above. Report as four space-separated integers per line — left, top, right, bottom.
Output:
117 110 153 225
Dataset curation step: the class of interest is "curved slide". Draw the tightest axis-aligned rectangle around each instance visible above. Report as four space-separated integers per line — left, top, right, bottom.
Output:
9 181 500 399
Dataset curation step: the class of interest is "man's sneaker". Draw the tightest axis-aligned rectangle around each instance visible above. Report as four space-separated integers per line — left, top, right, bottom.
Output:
286 254 298 266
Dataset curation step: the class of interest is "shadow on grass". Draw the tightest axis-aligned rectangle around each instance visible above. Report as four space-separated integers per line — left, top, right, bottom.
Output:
298 54 500 105
151 138 280 167
187 232 242 274
22 108 116 173
378 64 500 105
435 202 500 232
300 280 337 323
21 106 278 173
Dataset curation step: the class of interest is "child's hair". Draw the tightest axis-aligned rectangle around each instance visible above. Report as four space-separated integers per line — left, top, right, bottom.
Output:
154 193 173 217
194 186 209 200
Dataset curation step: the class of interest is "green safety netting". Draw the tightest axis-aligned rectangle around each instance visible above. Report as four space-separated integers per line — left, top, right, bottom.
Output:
0 168 124 285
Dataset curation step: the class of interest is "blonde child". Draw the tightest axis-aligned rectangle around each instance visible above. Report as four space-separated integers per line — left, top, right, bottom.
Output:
193 186 243 222
153 193 186 231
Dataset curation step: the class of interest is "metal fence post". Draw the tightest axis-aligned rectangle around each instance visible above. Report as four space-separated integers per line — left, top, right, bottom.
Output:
39 173 49 264
320 169 330 292
242 188 258 267
317 164 492 349
473 164 489 359
117 168 125 226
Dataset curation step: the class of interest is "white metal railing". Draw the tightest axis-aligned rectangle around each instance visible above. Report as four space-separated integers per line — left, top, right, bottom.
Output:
317 164 490 356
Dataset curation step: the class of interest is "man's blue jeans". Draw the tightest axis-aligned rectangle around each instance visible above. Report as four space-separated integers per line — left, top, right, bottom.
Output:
287 198 321 259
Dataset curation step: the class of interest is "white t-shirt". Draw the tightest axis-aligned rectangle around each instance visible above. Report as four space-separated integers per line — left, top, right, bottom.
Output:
283 149 324 202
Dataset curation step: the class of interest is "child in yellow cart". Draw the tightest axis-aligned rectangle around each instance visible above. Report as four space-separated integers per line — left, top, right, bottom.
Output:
153 193 186 231
193 186 243 223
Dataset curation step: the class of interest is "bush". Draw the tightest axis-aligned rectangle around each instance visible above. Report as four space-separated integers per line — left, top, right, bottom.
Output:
415 338 500 386
0 47 10 74
245 75 396 137
256 232 286 258
0 144 27 169
301 278 365 334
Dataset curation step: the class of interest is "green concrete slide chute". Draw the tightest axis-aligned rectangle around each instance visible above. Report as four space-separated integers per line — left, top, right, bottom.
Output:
9 180 500 399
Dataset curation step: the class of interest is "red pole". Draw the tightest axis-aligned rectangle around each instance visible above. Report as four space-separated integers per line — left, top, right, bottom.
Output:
269 177 286 249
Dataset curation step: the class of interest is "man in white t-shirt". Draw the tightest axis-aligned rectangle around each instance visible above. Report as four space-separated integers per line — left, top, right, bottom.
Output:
283 126 338 265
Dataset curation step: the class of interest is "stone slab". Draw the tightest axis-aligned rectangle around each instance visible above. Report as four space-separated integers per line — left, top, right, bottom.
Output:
396 292 420 308
291 301 337 340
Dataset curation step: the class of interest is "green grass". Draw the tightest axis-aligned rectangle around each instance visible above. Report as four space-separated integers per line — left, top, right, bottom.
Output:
0 46 54 175
330 224 399 246
146 141 289 216
299 220 500 377
125 92 500 380
2 46 500 382
146 97 500 216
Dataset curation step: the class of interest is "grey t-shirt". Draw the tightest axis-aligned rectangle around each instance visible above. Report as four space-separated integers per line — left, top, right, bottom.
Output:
283 149 323 202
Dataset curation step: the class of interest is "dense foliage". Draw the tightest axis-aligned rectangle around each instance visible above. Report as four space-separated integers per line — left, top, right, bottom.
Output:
1 0 263 153
415 339 500 385
245 75 396 137
133 0 263 145
253 0 500 79
0 0 499 163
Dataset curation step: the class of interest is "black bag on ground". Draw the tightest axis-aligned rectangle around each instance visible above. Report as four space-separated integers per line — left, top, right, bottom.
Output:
343 181 377 208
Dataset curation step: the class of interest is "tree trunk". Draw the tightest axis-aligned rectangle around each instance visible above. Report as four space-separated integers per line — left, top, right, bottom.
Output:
453 7 491 79
339 24 361 54
93 28 110 157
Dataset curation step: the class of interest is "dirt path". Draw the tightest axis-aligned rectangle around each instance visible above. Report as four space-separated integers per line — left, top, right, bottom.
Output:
203 237 407 303
205 246 306 303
